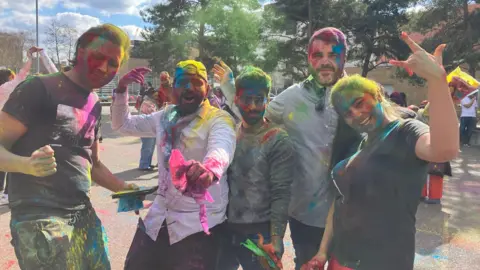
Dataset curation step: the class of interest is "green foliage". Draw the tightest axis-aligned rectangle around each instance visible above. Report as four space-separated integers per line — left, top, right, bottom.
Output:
259 0 418 81
405 0 480 77
139 0 262 74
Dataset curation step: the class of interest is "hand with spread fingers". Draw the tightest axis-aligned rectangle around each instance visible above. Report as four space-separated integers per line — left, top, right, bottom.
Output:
117 67 152 93
213 61 234 86
389 32 446 82
24 145 57 177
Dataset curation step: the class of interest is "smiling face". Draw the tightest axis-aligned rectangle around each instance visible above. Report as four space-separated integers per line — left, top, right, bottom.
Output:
76 37 124 89
172 74 208 115
235 88 268 126
308 39 345 86
332 90 386 134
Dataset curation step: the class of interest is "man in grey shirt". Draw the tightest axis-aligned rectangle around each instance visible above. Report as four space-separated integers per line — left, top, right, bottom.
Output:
265 27 354 269
214 66 294 270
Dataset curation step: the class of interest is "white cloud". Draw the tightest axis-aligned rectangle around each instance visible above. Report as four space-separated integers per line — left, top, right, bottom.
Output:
120 25 145 40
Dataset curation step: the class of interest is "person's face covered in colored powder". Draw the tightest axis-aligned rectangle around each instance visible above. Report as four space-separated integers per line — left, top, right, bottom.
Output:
235 88 268 126
332 77 386 134
172 62 209 115
76 37 124 89
308 39 345 87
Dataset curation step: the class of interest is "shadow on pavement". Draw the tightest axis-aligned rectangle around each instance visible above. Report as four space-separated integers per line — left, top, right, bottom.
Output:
0 206 10 216
114 168 158 181
415 146 480 256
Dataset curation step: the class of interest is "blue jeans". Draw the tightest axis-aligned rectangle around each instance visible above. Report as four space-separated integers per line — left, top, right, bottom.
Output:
460 117 477 145
139 137 156 169
289 218 324 270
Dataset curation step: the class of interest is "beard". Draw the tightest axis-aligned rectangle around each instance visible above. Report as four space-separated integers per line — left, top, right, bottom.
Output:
308 64 344 87
175 91 205 116
239 109 265 126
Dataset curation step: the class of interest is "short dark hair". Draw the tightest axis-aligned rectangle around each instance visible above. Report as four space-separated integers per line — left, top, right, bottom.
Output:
70 23 131 66
235 66 272 96
0 69 15 86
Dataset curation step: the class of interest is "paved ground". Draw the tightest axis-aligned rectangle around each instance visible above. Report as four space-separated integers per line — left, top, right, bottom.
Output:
1 107 480 269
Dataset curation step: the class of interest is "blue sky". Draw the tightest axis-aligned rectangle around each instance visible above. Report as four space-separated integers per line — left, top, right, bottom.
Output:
0 0 271 60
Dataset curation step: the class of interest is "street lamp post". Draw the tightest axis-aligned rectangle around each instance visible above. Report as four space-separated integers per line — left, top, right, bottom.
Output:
36 0 40 73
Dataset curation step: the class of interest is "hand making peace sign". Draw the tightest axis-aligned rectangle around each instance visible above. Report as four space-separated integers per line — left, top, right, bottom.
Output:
389 32 447 82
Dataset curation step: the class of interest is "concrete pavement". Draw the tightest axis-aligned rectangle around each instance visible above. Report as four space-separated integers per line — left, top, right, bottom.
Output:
1 110 480 270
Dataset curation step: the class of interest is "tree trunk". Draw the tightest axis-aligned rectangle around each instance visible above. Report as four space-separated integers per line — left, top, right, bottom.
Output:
361 48 372 77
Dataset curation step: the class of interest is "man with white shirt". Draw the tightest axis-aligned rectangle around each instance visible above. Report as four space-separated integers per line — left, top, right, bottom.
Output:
460 93 478 146
111 60 236 270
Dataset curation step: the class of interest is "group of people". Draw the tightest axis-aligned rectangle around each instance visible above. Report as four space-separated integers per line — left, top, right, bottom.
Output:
0 23 461 270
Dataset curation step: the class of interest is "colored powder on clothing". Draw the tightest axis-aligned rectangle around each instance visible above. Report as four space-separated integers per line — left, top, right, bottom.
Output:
169 149 214 235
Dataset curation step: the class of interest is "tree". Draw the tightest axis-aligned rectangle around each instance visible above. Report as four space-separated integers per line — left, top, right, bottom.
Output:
341 0 418 77
44 19 78 65
407 0 480 76
259 0 417 80
0 31 34 70
139 0 262 74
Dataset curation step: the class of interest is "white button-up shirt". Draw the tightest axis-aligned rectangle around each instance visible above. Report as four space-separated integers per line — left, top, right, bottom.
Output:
111 92 236 244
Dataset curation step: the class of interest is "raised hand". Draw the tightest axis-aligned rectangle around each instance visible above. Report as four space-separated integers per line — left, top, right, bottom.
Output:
117 67 152 93
27 46 43 58
25 145 57 177
389 32 446 82
213 61 234 86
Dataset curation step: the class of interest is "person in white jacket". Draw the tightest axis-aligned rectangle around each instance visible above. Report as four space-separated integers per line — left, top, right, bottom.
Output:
0 46 57 206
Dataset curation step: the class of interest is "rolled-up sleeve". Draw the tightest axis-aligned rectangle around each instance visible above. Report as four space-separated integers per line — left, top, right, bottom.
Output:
265 90 286 125
203 111 237 180
110 91 159 137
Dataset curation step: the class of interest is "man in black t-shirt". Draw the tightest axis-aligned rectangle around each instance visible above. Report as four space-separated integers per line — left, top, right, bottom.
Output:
0 24 136 270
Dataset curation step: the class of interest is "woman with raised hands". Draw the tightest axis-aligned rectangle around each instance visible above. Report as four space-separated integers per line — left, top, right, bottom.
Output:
302 32 459 270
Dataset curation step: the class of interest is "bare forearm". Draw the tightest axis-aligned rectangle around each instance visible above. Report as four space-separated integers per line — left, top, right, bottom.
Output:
91 161 126 192
0 146 28 173
318 201 335 255
427 80 459 155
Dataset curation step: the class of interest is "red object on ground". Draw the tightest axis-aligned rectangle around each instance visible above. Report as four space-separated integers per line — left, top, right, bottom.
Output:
421 174 444 200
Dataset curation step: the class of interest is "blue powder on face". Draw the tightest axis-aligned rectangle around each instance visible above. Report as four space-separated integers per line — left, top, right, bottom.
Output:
332 44 345 69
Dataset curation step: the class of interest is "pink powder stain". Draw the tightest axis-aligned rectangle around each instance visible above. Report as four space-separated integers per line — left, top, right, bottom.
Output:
94 209 111 216
4 260 16 270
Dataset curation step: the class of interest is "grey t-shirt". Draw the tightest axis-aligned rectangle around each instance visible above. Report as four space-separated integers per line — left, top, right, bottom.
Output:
227 122 295 237
265 82 337 227
331 119 429 270
2 73 102 211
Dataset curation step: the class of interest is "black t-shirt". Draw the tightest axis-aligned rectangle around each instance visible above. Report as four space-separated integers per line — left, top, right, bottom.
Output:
330 119 429 270
2 73 102 210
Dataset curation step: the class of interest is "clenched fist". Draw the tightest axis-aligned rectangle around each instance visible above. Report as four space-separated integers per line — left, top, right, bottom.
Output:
24 145 57 177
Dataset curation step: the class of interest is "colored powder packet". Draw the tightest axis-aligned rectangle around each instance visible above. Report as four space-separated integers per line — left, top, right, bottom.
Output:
241 239 279 270
117 196 144 213
169 149 214 234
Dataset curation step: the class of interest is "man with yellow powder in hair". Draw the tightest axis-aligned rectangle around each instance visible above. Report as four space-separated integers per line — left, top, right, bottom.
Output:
213 66 295 270
0 24 136 269
111 60 236 269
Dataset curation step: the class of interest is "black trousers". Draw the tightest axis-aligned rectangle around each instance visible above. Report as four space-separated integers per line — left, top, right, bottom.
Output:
0 171 7 194
124 219 222 270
